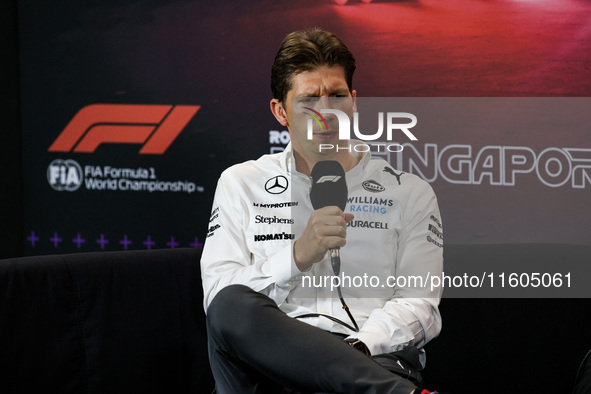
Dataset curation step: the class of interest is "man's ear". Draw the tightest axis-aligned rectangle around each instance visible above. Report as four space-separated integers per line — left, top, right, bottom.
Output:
270 99 288 127
351 89 357 113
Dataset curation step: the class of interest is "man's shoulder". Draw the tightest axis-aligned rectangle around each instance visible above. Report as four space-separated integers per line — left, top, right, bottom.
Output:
365 157 430 190
363 158 438 217
220 151 285 181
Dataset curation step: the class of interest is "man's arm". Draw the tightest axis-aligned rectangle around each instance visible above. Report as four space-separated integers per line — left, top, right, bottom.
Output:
352 180 444 356
200 169 297 310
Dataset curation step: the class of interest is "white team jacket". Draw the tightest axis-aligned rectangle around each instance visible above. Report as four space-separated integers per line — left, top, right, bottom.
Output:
201 141 444 356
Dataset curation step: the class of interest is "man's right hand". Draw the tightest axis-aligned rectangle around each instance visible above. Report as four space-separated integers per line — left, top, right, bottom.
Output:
293 206 354 272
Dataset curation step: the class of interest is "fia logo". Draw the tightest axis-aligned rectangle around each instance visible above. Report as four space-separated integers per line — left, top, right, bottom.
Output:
47 159 83 191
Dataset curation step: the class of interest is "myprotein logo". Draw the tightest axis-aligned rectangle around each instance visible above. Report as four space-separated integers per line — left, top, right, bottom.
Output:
49 104 200 154
305 109 418 142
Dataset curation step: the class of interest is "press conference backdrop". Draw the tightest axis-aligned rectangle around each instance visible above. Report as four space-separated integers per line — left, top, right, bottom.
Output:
18 1 590 264
10 1 591 392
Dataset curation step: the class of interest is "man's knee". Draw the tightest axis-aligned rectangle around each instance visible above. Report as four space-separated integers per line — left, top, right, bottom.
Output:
207 285 273 328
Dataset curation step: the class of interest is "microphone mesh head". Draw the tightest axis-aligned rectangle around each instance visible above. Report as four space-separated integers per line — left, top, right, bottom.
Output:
310 160 348 211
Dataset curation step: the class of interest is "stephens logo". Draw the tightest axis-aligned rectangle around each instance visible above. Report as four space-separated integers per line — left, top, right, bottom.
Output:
254 215 294 225
48 104 200 154
47 159 83 191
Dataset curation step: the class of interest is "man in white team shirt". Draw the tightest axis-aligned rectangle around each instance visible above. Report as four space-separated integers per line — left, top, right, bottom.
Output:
201 28 444 394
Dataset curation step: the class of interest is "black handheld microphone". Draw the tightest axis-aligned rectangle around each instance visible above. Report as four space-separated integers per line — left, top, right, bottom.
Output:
305 160 359 332
310 160 348 275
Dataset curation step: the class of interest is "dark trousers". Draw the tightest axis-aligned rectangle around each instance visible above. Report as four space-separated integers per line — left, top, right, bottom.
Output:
206 285 418 394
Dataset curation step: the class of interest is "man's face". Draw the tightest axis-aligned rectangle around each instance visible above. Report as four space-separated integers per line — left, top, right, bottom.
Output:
273 65 356 166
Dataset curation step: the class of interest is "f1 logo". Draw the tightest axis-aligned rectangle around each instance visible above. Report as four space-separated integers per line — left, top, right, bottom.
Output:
316 175 342 183
48 104 200 154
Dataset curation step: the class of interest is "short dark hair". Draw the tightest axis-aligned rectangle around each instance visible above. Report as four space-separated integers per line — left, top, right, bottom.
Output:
271 28 356 104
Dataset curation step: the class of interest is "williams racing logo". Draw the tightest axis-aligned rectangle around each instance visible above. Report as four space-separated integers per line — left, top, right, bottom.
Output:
346 196 394 215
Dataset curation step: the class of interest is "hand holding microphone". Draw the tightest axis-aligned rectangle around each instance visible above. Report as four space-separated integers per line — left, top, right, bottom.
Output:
293 161 353 273
293 160 361 333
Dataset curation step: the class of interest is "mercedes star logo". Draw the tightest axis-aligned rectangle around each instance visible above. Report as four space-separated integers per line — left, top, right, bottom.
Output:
265 175 289 194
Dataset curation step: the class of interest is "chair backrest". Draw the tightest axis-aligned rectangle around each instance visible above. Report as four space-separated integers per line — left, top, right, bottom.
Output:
0 248 214 393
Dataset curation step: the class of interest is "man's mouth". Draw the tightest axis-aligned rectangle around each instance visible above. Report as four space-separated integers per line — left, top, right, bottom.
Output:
314 131 338 140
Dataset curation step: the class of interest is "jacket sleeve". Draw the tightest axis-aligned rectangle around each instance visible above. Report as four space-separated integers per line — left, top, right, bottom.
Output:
200 169 298 312
354 180 444 356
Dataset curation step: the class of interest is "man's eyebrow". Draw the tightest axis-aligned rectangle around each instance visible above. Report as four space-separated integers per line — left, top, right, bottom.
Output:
297 92 319 97
331 88 351 96
296 88 350 97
